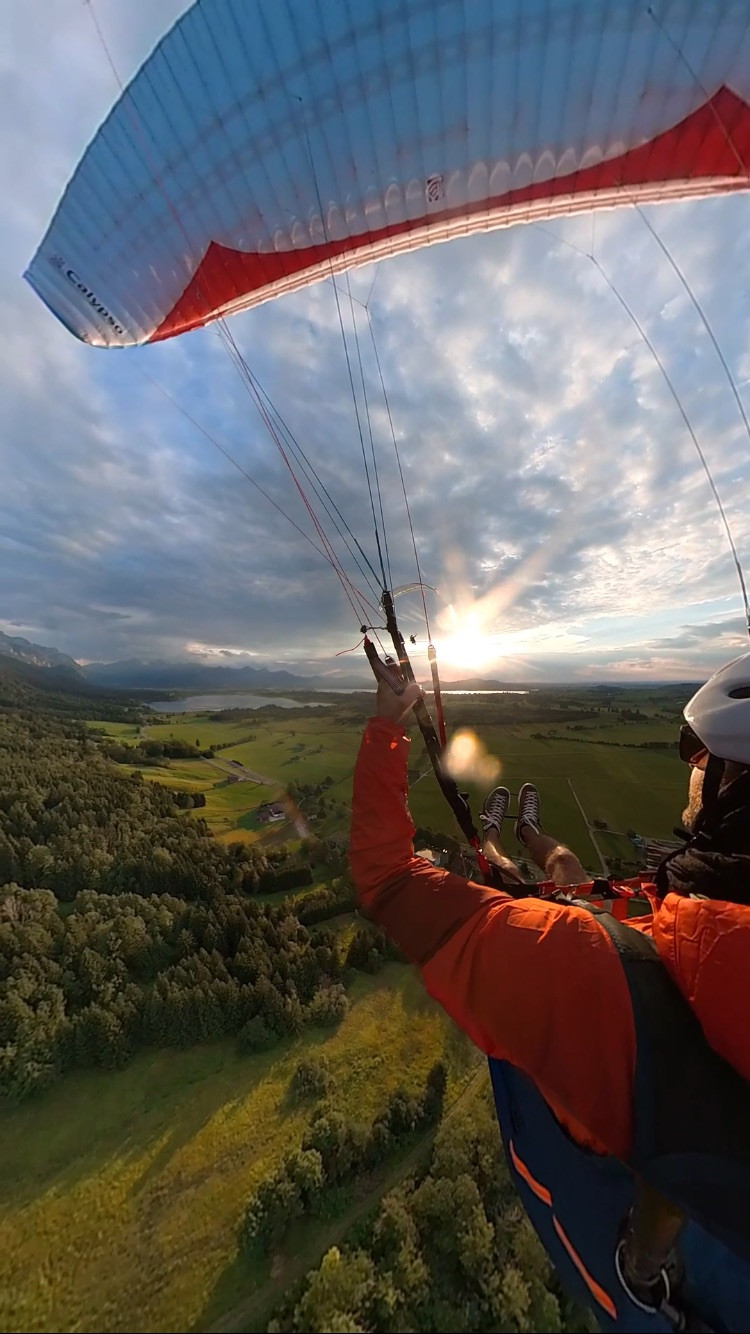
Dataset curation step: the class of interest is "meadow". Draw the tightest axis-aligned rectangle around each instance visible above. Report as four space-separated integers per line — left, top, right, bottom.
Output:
410 724 684 867
0 969 475 1334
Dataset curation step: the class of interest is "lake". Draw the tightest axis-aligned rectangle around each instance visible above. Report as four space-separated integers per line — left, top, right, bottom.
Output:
147 693 330 713
147 688 528 713
316 688 530 695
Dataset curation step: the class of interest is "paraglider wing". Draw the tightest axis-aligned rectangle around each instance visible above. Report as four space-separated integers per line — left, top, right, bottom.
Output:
25 0 750 348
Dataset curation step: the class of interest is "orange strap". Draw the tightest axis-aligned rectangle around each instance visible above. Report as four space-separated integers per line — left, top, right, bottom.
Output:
510 1139 618 1321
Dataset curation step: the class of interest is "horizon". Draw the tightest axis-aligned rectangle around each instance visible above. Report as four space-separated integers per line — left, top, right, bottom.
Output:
0 623 705 690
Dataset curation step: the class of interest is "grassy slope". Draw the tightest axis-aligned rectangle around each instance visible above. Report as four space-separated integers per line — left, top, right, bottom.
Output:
0 968 470 1334
209 1064 487 1334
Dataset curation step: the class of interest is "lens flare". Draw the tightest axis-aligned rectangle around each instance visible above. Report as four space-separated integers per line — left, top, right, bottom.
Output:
444 729 502 785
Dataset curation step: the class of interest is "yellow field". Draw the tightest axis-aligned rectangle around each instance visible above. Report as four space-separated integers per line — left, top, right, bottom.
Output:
0 968 469 1334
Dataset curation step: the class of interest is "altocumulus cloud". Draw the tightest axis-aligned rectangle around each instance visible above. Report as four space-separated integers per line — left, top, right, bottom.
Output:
2 1 750 681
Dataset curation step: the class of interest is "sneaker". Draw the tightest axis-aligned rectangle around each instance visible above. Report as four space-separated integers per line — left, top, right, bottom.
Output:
516 782 542 845
480 786 510 835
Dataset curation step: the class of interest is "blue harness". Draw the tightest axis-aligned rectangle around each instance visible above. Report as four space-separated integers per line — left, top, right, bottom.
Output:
488 909 750 1332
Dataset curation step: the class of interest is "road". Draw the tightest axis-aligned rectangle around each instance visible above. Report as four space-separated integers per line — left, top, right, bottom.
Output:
567 777 609 874
202 756 277 786
139 721 277 787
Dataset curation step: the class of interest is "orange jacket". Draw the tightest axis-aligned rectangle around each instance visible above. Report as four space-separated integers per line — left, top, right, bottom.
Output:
652 891 750 1083
350 717 639 1160
351 718 750 1158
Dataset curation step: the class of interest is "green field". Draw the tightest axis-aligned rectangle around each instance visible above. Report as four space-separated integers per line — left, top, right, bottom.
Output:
118 759 274 842
0 967 473 1334
86 720 142 742
90 713 362 844
222 728 360 784
147 719 264 747
91 702 687 871
410 726 685 869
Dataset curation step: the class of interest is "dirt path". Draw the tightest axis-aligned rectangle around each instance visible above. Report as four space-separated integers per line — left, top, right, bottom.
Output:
205 1062 486 1334
202 757 277 786
567 778 608 874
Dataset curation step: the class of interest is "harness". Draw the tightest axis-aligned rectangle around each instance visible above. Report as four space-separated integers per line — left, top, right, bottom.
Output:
490 902 750 1332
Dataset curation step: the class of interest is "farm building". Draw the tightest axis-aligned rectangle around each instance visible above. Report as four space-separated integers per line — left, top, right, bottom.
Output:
257 801 286 824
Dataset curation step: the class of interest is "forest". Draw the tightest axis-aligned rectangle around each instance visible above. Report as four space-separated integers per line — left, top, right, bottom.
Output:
0 666 387 1103
265 1083 595 1334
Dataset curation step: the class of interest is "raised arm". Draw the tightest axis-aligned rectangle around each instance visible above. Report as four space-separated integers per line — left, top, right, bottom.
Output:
349 708 637 1159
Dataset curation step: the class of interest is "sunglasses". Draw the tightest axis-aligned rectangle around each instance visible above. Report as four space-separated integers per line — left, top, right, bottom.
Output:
679 723 709 767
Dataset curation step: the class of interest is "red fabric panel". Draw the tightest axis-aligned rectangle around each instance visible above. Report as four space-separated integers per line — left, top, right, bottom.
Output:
152 87 750 342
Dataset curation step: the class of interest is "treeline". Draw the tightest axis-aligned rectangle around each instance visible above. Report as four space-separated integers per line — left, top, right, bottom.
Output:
0 708 319 901
295 879 356 925
206 704 343 722
241 1062 447 1256
100 736 215 765
0 882 394 1102
0 690 370 1103
286 777 335 802
211 733 257 750
270 1088 596 1334
531 732 675 752
0 881 359 1101
442 702 603 729
169 789 207 810
414 827 461 857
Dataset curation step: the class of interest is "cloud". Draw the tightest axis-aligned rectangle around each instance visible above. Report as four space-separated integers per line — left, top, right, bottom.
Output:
2 3 750 682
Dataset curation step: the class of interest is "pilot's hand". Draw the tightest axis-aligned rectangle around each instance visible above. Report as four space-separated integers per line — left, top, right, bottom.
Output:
376 676 423 724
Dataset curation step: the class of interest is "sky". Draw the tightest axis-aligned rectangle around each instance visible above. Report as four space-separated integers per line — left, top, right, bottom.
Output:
3 1 750 684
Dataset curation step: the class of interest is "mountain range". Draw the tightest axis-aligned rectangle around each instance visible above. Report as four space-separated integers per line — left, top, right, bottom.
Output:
0 634 354 689
0 629 694 693
0 629 80 673
81 659 517 692
82 657 322 690
0 631 518 693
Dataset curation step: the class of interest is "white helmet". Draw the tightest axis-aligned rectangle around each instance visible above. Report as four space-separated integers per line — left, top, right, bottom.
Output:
684 652 750 765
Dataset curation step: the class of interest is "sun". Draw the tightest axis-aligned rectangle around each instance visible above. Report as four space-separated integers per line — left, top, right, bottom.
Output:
435 610 500 674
